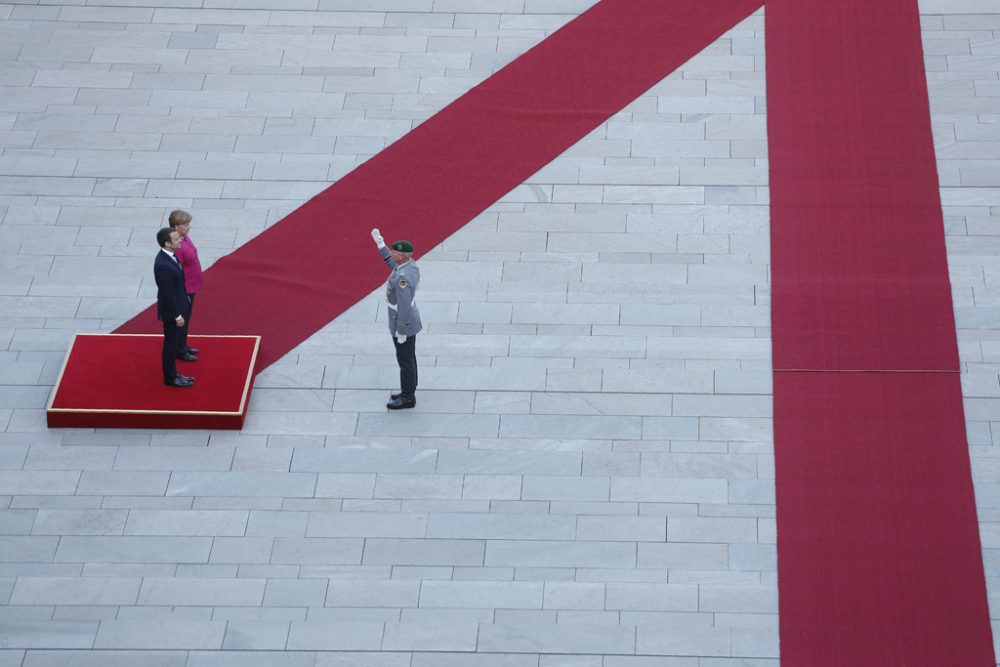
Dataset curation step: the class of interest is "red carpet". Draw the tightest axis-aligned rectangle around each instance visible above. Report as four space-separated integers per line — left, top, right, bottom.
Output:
47 334 259 430
115 0 762 371
767 0 995 663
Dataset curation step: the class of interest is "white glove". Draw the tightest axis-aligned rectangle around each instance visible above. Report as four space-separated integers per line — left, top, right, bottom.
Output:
371 228 385 248
396 334 406 344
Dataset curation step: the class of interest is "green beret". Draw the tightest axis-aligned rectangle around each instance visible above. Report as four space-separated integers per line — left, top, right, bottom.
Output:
391 240 414 253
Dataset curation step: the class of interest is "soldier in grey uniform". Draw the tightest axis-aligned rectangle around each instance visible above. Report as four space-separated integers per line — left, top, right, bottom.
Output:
371 228 422 410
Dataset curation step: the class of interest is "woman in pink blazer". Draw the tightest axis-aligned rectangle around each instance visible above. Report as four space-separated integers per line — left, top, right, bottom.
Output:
168 209 204 359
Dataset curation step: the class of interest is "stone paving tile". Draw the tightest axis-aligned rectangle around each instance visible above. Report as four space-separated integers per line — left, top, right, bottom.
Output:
53 536 212 564
357 413 500 438
361 538 485 567
0 510 32 536
166 472 317 498
437 450 581 475
286 621 384 650
10 576 140 606
138 578 266 607
425 512 575 540
0 620 97 649
485 541 635 569
124 510 248 536
95 619 226 649
20 652 187 667
636 626 735 658
269 538 364 566
0 471 79 496
76 470 169 496
478 622 635 654
222 619 291 650
409 655 535 667
381 621 478 651
293 448 437 474
30 508 128 536
113 445 235 471
264 578 328 608
314 653 413 667
307 511 427 538
576 515 666 542
326 579 419 608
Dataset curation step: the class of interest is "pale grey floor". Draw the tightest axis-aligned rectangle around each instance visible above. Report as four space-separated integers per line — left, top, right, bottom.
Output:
0 1 997 665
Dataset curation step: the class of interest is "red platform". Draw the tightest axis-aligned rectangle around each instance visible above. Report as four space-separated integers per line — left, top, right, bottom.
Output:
47 334 261 430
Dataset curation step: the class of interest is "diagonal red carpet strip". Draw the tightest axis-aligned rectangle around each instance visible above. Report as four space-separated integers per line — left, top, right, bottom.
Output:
767 0 995 663
116 0 762 371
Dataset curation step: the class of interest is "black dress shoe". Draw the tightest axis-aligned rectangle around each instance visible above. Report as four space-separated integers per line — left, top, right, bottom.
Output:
178 352 198 362
387 394 416 410
165 376 193 388
178 373 195 383
185 347 200 354
390 392 401 400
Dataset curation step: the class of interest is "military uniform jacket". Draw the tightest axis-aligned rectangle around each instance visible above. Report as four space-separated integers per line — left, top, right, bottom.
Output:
380 246 422 337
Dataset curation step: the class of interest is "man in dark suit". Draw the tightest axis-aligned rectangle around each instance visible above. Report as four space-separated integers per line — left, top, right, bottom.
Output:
155 227 195 388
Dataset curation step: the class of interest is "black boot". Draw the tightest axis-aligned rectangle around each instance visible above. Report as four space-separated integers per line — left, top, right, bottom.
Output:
387 394 416 410
390 392 401 400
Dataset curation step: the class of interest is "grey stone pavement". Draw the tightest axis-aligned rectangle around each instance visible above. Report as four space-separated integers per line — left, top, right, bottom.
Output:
0 0 997 664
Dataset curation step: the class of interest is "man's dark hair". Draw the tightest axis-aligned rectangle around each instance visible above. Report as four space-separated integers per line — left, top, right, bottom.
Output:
156 227 175 248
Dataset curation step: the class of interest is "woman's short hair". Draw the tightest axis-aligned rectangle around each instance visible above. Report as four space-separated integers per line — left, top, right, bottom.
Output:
168 209 192 228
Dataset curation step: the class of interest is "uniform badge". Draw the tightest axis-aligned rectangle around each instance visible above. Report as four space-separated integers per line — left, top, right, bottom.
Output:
399 279 407 288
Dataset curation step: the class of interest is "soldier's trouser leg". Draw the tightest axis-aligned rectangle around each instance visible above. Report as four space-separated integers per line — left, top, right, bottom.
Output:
393 334 417 396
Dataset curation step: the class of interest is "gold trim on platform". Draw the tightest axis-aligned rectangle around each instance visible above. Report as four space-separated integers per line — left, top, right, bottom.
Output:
237 336 261 415
46 332 83 412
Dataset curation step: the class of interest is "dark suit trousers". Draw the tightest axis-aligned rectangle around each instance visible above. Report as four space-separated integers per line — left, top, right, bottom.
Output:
178 293 194 352
392 334 418 396
162 319 182 382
